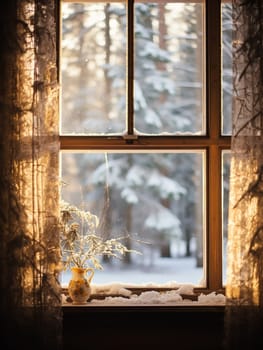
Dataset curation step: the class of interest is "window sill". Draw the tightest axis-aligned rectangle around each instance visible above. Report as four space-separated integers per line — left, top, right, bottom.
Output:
62 303 225 314
62 285 226 309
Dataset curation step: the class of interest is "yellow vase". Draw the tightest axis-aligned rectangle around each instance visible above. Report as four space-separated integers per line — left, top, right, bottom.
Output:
68 267 94 304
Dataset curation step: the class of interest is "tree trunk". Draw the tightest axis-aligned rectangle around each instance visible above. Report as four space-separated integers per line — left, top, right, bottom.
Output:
160 242 171 258
185 229 192 257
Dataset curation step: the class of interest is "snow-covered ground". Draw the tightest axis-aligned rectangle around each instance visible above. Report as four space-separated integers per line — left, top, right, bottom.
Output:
61 256 204 287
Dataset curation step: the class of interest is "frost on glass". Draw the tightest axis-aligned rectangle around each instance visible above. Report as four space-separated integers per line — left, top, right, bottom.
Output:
61 2 126 134
222 3 233 135
61 152 205 286
134 1 205 135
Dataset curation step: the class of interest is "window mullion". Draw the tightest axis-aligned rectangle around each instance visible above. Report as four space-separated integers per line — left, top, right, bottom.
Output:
126 0 134 135
206 0 223 291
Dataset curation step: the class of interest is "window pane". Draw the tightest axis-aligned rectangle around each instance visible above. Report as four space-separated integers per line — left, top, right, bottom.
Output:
60 151 205 286
61 2 126 134
221 2 232 135
134 1 205 135
222 151 231 285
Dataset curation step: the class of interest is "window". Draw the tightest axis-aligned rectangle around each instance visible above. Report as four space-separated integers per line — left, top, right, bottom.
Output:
60 0 232 294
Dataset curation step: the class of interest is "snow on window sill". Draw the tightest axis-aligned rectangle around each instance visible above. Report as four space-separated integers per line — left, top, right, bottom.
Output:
62 282 226 307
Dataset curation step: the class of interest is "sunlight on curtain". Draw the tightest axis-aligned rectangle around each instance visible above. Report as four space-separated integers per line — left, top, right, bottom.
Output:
0 1 61 349
225 0 263 348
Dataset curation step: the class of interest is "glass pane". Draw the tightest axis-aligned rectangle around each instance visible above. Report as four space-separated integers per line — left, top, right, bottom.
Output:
221 3 233 135
222 151 231 285
61 2 126 134
134 1 205 135
60 151 205 287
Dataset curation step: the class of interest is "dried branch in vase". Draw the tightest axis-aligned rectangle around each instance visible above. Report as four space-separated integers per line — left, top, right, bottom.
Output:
59 200 142 271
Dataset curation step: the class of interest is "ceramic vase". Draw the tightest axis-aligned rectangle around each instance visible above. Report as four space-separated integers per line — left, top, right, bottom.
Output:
68 267 94 304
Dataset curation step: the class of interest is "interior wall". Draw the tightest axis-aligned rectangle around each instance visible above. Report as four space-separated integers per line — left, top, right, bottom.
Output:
63 307 225 350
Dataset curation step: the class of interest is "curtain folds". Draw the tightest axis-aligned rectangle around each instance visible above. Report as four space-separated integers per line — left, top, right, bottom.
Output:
225 0 263 348
0 1 61 349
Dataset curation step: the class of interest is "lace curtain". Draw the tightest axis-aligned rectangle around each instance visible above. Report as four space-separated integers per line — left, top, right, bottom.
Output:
225 0 263 348
0 1 61 349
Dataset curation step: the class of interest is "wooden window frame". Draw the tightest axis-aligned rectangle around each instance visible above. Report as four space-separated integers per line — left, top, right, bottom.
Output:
59 0 231 296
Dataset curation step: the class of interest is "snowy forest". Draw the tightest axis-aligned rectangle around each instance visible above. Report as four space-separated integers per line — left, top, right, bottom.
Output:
60 2 232 286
